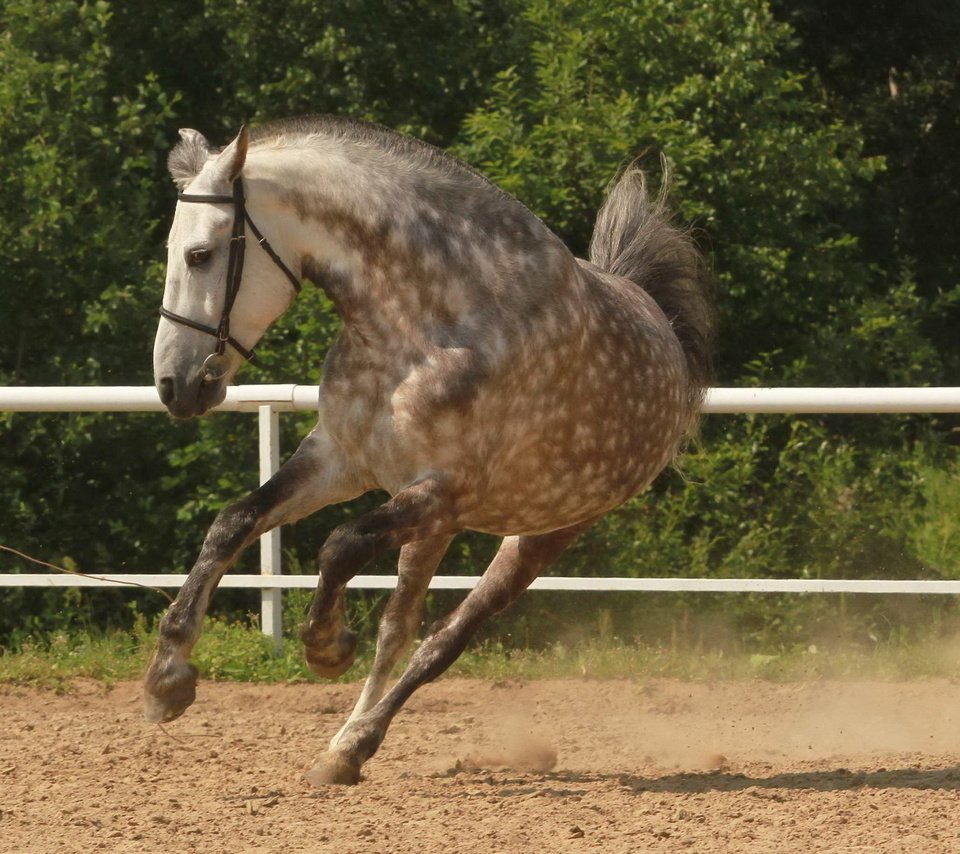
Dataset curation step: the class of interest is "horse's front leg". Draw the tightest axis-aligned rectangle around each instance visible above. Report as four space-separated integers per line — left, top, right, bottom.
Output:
144 429 363 723
297 476 460 682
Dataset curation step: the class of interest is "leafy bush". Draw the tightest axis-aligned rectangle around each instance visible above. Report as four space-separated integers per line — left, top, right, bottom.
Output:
1 0 957 653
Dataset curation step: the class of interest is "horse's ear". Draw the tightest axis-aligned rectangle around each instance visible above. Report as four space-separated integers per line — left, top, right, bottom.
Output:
168 128 212 190
219 124 248 182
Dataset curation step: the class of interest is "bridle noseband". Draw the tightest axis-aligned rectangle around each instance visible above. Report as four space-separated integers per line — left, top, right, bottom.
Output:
159 176 301 376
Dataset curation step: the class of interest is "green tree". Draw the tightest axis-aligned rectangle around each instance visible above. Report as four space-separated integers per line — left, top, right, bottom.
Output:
456 0 901 382
0 0 956 648
0 0 524 639
453 0 957 617
0 0 192 636
775 0 960 376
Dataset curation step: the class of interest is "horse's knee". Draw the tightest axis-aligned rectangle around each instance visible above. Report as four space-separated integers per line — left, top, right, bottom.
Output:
204 499 259 553
319 498 426 575
318 523 377 579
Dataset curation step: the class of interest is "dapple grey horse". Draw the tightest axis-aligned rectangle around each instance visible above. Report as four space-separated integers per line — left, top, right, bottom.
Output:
145 116 712 785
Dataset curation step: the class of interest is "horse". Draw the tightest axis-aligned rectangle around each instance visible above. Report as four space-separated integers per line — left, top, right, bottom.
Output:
145 116 712 785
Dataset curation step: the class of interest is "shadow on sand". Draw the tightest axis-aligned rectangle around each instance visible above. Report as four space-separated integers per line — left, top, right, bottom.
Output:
457 764 960 797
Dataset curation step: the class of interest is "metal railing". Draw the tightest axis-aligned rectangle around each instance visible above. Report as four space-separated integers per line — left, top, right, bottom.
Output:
2 384 959 648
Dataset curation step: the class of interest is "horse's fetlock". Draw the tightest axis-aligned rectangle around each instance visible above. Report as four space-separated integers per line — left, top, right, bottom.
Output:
158 612 193 646
344 728 382 765
303 625 358 678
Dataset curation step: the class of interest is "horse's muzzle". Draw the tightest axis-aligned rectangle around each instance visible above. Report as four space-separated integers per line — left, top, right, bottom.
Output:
156 371 227 419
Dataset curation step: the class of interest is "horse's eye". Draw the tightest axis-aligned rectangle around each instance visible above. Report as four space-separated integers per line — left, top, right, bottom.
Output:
186 248 212 268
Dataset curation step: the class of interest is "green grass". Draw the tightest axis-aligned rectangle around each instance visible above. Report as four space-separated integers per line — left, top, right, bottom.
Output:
450 637 960 682
3 615 960 690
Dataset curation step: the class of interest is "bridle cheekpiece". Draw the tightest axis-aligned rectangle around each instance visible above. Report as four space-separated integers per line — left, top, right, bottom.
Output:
159 176 301 379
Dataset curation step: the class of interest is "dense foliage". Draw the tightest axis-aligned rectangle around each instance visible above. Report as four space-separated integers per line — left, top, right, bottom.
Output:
1 0 958 646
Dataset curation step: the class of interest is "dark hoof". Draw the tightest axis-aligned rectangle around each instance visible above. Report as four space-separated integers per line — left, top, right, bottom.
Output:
305 752 362 786
303 629 357 678
143 660 199 723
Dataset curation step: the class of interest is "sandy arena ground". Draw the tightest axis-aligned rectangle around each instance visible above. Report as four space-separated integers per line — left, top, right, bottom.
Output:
3 676 960 852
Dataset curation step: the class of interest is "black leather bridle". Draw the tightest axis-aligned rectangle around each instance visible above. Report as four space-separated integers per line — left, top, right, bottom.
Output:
159 176 301 372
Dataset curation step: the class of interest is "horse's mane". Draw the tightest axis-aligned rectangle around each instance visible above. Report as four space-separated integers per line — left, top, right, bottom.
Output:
247 115 497 191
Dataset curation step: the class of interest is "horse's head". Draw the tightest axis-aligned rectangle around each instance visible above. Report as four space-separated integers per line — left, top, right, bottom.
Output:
154 126 300 418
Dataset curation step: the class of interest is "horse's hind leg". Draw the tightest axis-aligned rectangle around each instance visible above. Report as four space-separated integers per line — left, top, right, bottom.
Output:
144 429 362 724
331 534 454 749
299 477 458 678
306 520 592 785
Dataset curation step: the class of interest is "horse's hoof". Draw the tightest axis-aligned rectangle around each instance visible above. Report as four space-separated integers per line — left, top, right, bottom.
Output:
305 752 362 786
304 629 357 678
143 660 198 723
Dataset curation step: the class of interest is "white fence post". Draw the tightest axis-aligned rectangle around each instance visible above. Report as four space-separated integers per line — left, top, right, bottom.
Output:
258 404 283 652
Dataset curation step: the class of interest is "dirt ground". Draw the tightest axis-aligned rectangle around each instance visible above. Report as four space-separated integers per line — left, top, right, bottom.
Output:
3 677 960 853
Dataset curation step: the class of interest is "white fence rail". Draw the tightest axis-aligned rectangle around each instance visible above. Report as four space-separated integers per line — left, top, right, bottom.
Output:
3 385 960 649
4 384 960 413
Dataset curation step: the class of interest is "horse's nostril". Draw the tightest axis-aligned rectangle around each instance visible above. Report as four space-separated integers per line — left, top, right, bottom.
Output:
158 377 175 405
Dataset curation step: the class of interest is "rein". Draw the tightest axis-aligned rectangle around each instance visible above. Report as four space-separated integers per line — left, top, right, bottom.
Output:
159 176 301 372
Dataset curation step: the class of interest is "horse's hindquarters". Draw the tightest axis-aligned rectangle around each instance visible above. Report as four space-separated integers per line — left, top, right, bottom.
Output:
458 389 689 536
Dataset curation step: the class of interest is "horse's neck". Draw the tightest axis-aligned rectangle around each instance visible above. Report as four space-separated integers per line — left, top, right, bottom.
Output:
251 143 573 349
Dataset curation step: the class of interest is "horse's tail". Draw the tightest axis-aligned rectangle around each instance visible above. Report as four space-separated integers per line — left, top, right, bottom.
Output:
589 166 714 417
